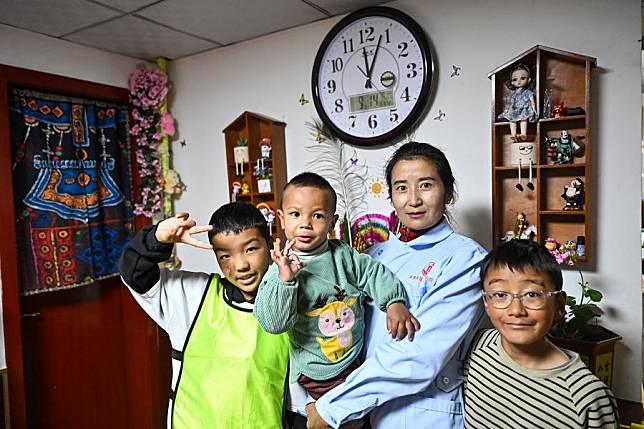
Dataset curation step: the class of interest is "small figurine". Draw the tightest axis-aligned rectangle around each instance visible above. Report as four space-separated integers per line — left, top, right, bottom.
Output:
234 137 249 176
544 237 558 252
256 202 276 235
552 101 564 118
562 177 584 210
497 64 537 142
241 182 250 195
546 130 578 164
514 212 528 238
259 138 272 159
565 239 577 253
510 142 536 191
231 181 242 202
502 212 537 242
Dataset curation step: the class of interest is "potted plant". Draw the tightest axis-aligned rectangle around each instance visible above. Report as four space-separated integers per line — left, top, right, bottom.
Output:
546 238 621 388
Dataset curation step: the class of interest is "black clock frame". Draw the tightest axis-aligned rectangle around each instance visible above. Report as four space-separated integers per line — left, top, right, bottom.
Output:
311 6 434 146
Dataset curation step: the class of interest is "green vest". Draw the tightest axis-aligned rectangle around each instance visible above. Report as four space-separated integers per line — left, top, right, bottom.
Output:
172 274 289 429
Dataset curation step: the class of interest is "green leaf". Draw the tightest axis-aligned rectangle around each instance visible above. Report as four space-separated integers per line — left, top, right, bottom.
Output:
586 289 603 302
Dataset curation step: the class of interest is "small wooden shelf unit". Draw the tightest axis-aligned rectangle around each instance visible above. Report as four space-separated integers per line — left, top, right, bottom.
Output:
489 45 596 262
223 111 287 242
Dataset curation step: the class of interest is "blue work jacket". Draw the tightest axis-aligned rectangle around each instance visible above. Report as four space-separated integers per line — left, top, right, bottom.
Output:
315 220 487 428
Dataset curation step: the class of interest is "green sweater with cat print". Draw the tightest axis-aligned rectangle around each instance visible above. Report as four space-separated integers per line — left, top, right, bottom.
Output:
253 239 407 383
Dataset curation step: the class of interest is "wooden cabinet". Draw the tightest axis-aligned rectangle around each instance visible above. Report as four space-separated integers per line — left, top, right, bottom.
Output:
489 45 596 262
223 111 287 241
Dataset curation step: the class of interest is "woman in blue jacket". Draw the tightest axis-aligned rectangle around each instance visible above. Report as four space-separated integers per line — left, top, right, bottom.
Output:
307 142 487 429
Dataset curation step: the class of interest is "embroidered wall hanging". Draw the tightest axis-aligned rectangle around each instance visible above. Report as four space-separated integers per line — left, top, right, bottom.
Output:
9 88 134 294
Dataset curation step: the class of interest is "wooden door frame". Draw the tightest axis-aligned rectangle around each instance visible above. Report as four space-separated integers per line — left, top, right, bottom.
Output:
0 64 166 429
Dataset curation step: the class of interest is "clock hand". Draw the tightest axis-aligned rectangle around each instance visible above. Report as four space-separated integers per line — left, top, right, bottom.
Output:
366 35 382 81
356 65 369 78
362 47 372 89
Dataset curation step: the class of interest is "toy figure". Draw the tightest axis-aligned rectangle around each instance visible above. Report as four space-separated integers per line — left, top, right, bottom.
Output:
231 181 242 202
565 239 577 253
497 64 537 142
562 177 584 210
234 138 249 176
241 182 250 195
510 142 536 191
546 131 586 164
544 237 558 252
502 212 537 242
553 101 564 118
256 202 276 235
259 138 272 159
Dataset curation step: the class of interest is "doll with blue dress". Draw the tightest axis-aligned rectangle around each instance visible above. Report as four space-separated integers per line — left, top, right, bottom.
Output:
498 64 537 142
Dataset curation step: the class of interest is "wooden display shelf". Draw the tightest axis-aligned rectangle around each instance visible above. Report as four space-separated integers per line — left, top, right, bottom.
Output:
538 114 585 123
540 210 585 215
223 111 287 243
489 45 595 257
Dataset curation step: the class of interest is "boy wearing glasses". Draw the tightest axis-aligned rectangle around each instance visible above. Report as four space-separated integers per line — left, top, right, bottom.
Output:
464 239 618 428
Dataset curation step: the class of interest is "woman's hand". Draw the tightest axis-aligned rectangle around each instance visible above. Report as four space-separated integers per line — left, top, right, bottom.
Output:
271 238 305 282
386 302 421 341
154 212 213 249
306 403 364 429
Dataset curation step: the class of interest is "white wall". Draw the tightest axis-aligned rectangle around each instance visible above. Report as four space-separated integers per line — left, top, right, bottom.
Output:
0 24 143 88
170 0 642 400
0 24 142 370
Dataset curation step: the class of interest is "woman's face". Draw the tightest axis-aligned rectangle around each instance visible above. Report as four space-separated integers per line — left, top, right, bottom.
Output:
390 157 449 231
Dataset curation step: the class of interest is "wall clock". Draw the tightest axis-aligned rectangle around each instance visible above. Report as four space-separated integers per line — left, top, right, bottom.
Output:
311 7 434 146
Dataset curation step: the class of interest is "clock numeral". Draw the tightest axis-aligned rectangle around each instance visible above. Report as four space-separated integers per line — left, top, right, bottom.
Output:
368 114 378 129
331 58 343 73
398 42 409 58
389 108 399 122
406 63 418 79
335 99 344 113
327 80 336 94
349 115 356 128
343 38 354 54
400 87 411 102
359 26 375 44
384 28 390 44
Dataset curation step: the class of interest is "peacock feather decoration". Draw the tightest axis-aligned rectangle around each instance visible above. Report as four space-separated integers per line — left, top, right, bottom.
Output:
305 120 368 247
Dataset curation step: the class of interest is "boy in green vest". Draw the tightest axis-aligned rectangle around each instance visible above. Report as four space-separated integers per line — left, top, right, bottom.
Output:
119 202 292 429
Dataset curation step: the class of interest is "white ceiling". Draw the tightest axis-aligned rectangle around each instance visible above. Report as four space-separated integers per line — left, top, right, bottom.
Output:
0 0 391 61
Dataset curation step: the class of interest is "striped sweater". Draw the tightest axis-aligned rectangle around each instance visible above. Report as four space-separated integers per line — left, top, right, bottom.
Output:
464 329 619 429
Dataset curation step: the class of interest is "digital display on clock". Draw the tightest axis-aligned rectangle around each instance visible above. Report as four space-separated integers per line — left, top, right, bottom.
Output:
350 90 394 113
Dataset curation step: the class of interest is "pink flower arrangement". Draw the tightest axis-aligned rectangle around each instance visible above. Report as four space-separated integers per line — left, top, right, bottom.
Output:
128 68 168 109
128 66 170 218
160 112 175 137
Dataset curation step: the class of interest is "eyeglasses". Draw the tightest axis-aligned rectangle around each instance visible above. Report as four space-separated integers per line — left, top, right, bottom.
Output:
482 290 563 310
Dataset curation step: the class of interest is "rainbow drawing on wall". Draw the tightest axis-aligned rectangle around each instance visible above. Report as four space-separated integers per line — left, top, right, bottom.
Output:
340 213 391 253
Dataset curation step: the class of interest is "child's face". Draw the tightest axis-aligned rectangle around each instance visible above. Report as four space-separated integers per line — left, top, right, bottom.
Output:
510 68 530 89
483 265 565 349
278 185 338 252
211 228 270 301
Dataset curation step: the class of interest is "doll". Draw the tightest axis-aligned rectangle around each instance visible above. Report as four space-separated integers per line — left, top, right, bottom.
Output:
497 64 537 142
562 178 584 210
259 138 272 159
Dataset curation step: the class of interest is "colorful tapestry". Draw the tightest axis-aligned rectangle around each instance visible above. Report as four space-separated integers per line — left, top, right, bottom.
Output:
9 88 134 294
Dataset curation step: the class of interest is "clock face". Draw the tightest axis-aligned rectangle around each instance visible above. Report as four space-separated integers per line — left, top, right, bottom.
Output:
312 7 433 146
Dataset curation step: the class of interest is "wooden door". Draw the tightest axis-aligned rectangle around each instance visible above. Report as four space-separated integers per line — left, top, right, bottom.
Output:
0 65 170 429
